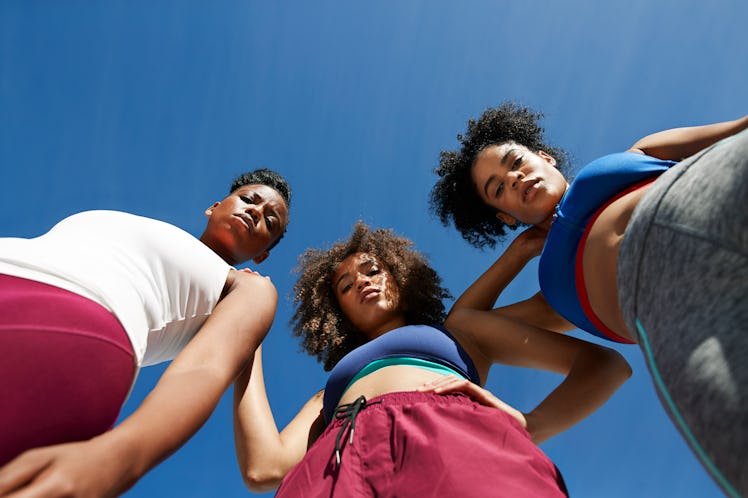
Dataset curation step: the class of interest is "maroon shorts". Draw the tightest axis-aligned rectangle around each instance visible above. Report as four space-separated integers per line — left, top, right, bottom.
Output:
276 391 568 498
0 274 135 466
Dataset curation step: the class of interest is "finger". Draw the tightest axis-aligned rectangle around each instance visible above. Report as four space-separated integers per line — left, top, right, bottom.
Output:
426 377 474 395
6 469 72 498
431 377 469 393
417 375 459 391
0 452 51 495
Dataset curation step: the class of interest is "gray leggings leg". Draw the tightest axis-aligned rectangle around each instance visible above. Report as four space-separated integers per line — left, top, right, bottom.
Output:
618 129 748 497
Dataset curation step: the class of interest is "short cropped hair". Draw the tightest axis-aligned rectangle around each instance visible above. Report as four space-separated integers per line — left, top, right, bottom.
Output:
231 168 291 250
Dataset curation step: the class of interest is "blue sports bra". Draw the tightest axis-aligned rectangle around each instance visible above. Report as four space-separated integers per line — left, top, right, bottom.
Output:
322 324 480 423
538 152 676 342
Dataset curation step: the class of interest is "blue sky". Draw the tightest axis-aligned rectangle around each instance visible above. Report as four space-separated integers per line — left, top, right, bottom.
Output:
1 1 746 496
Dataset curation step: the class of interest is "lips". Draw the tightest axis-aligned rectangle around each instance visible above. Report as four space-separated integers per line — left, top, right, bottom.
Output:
360 288 381 303
522 179 540 203
235 213 254 232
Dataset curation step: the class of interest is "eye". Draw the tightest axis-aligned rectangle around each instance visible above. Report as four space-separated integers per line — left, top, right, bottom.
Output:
265 216 275 231
512 156 523 170
340 282 352 294
239 195 250 203
367 268 380 277
495 182 504 197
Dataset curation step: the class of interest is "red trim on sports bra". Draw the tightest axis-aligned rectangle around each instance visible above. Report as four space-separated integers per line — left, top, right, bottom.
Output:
574 178 656 344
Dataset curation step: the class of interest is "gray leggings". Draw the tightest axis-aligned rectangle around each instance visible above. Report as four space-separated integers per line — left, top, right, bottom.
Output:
618 129 748 497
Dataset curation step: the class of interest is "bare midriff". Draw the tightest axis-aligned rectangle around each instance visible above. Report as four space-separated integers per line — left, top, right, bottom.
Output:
582 183 653 343
337 365 454 407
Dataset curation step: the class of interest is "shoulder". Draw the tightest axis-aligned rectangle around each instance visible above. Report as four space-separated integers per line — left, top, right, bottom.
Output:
226 269 278 300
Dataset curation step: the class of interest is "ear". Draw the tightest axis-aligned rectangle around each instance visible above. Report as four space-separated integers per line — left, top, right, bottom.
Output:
495 211 517 226
252 251 270 264
537 150 557 167
204 202 220 217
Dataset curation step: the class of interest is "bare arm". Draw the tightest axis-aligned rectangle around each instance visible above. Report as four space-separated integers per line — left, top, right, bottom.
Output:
446 308 631 444
233 346 325 493
0 270 278 498
450 227 574 333
628 115 748 160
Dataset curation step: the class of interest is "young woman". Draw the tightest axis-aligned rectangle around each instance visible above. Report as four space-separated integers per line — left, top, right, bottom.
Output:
233 221 630 497
430 103 748 497
0 169 290 497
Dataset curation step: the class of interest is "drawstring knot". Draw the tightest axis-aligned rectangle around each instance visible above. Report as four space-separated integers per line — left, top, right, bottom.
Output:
332 395 380 466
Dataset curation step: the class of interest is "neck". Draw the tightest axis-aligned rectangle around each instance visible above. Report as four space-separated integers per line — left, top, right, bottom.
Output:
199 232 237 266
366 316 408 341
537 180 570 231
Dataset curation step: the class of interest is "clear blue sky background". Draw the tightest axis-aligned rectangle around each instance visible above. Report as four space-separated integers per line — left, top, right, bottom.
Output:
1 1 746 497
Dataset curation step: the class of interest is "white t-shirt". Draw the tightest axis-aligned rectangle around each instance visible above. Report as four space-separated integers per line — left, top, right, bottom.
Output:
0 210 231 367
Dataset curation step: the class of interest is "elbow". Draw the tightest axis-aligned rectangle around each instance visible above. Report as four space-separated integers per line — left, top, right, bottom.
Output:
444 307 470 332
595 346 633 385
241 466 285 494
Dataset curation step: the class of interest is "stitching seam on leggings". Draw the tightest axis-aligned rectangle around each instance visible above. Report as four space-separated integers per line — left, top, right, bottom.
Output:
0 325 134 357
651 220 748 258
628 144 714 333
635 319 740 498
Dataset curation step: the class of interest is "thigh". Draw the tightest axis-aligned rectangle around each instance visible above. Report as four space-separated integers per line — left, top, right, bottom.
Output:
0 275 135 466
617 130 748 497
382 392 567 498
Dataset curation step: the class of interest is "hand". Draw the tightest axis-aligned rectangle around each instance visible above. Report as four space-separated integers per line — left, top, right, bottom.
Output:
0 439 134 498
509 226 548 259
238 268 272 282
417 375 527 429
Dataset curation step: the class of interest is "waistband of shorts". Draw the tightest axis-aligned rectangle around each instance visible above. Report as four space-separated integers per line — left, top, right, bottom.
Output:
328 390 472 427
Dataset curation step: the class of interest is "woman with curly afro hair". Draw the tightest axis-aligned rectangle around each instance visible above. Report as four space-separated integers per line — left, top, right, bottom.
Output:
431 102 748 496
233 221 631 497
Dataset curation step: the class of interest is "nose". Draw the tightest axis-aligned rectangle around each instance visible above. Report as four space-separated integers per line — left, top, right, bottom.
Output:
506 170 524 190
245 203 264 225
355 274 371 291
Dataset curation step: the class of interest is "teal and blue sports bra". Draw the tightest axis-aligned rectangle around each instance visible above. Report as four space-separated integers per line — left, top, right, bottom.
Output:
322 324 480 422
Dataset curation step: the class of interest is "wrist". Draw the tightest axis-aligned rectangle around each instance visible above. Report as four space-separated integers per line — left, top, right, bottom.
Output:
522 410 548 444
92 429 148 488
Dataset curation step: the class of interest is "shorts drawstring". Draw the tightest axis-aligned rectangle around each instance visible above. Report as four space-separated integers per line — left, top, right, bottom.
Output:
332 395 380 466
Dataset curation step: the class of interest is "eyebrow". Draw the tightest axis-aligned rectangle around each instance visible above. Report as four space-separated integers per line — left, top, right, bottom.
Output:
250 190 283 230
483 175 497 198
334 271 350 289
266 206 281 226
502 147 518 165
334 260 374 289
482 147 519 198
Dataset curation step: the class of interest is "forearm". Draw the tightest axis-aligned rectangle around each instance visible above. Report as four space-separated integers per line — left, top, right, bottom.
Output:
450 243 535 314
115 273 277 488
233 348 297 492
92 364 235 493
631 115 748 160
524 345 631 444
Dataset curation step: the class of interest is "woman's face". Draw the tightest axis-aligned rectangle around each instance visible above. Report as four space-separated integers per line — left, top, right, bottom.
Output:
471 142 568 227
333 252 406 340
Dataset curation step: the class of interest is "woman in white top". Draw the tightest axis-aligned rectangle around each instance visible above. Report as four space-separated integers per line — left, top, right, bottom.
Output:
0 169 290 497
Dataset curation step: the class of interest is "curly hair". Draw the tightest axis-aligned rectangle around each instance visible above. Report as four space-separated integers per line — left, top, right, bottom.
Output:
430 102 570 249
291 221 452 371
231 168 291 250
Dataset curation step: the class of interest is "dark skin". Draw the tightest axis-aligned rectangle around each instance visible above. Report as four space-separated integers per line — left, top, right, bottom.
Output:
453 115 748 338
233 250 631 493
0 184 289 498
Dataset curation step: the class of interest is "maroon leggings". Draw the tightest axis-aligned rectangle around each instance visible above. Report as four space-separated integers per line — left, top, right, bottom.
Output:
0 274 135 466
